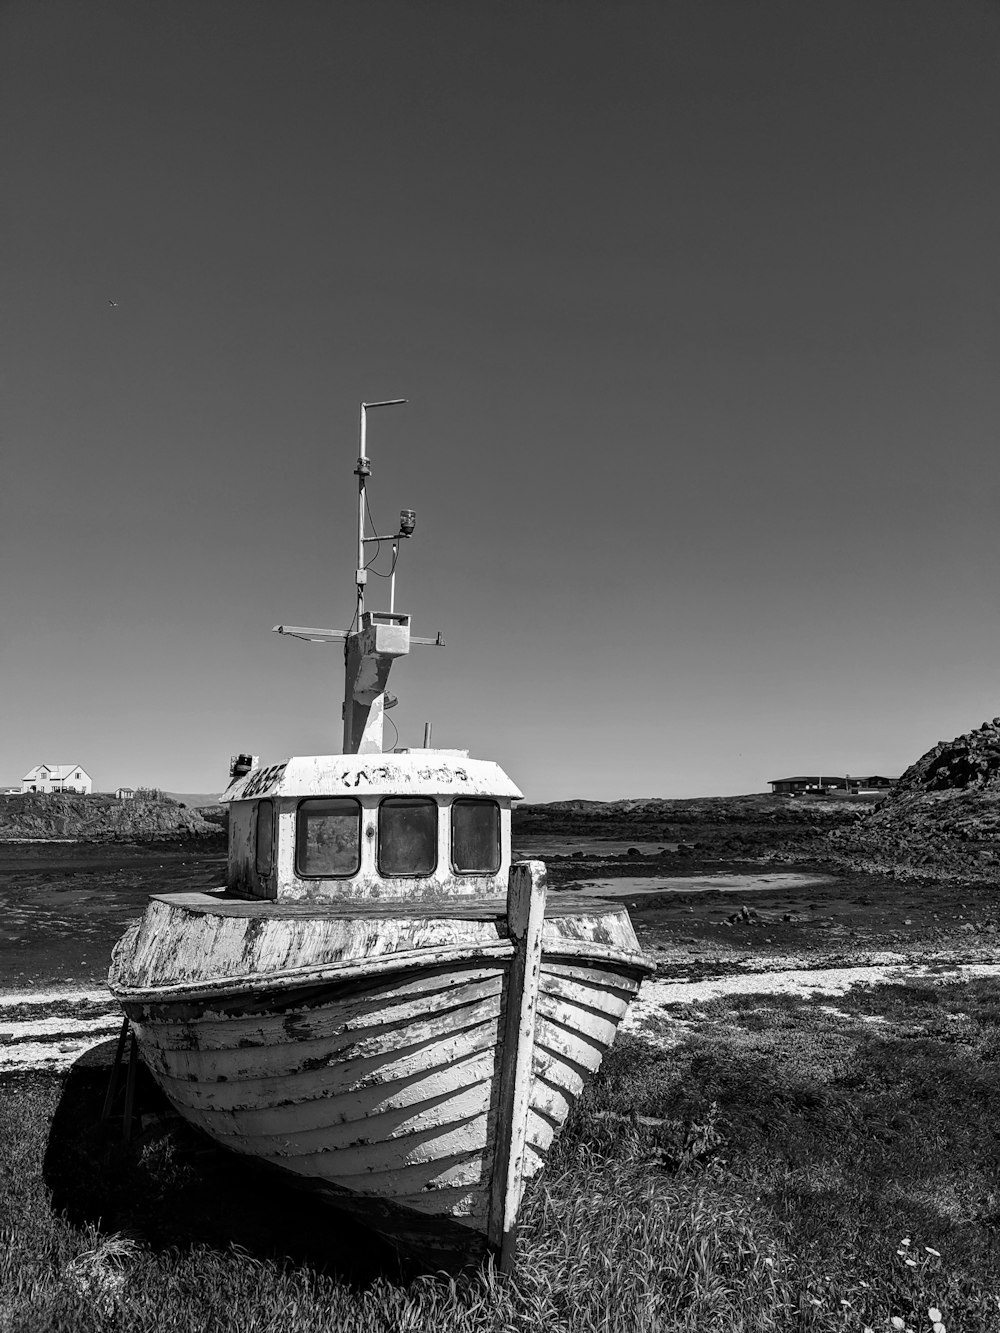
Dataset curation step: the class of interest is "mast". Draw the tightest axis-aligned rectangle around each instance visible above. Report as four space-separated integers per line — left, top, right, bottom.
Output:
346 400 408 754
274 399 442 755
355 400 406 626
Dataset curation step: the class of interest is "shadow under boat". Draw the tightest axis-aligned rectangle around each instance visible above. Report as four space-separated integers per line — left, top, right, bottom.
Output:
42 1036 407 1285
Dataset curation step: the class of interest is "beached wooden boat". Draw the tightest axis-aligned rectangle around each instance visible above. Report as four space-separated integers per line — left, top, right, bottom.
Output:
108 402 652 1268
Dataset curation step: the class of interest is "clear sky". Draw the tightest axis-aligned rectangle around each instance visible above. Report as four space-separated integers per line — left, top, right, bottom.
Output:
3 0 999 801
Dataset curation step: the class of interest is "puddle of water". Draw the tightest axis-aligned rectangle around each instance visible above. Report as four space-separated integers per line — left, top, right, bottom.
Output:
560 872 834 899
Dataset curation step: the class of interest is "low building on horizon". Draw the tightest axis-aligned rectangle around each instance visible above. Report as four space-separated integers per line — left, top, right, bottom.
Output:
768 774 895 796
116 786 136 800
21 764 93 795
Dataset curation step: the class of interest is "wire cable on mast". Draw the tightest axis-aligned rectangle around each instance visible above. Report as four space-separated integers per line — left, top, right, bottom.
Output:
368 545 399 580
363 491 382 569
383 712 398 752
363 489 400 579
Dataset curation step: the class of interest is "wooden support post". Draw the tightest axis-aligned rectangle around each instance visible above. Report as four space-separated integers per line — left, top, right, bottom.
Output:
101 1016 130 1122
489 859 547 1271
122 1032 138 1143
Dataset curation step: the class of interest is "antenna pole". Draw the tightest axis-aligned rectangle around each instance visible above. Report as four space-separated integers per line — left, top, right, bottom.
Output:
357 406 367 624
355 399 406 625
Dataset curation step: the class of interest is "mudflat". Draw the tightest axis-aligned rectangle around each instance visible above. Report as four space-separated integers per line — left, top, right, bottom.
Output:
516 788 1000 967
0 844 226 992
3 817 998 997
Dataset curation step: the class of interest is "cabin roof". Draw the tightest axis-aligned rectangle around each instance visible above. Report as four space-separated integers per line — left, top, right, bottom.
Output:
221 750 524 803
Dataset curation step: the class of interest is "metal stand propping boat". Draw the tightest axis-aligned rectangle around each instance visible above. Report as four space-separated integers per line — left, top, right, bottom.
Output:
107 401 653 1268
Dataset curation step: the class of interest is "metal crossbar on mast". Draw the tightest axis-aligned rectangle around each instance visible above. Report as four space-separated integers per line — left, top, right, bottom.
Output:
273 625 445 646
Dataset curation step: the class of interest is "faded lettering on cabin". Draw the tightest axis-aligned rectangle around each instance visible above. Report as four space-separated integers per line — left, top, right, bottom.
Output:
418 765 469 783
347 765 397 786
240 763 287 799
334 763 472 788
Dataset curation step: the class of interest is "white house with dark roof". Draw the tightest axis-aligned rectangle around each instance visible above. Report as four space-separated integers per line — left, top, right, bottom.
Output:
21 764 92 795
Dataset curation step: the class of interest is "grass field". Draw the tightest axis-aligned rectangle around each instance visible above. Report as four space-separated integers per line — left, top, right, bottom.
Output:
3 974 999 1332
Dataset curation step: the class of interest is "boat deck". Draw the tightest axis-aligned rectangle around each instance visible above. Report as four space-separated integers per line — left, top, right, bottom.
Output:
149 891 615 920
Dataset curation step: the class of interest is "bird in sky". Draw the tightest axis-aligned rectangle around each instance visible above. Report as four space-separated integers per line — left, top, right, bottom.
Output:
107 299 117 307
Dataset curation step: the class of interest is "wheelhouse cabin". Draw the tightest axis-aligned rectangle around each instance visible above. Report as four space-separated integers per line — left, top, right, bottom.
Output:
220 750 522 902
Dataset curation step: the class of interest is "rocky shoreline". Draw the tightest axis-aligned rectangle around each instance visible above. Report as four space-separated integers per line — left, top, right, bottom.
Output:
0 793 225 844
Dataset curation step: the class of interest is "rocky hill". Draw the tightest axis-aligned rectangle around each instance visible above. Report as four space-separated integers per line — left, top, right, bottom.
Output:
0 793 225 843
832 718 1000 879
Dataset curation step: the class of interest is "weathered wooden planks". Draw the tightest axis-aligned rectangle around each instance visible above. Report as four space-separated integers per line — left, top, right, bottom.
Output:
148 1019 502 1112
110 893 644 1000
112 863 653 1267
142 990 503 1082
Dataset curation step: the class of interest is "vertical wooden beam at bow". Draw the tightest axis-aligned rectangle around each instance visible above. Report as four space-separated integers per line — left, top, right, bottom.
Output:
489 858 547 1270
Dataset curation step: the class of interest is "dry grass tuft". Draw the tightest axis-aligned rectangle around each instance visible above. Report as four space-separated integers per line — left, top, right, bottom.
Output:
63 1231 143 1313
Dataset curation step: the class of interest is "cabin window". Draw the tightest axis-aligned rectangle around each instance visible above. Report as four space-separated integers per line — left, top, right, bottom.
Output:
451 799 501 873
296 798 361 877
255 800 274 876
378 798 437 877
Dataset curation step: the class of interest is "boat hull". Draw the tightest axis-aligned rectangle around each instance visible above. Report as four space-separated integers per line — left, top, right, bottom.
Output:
109 881 651 1266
